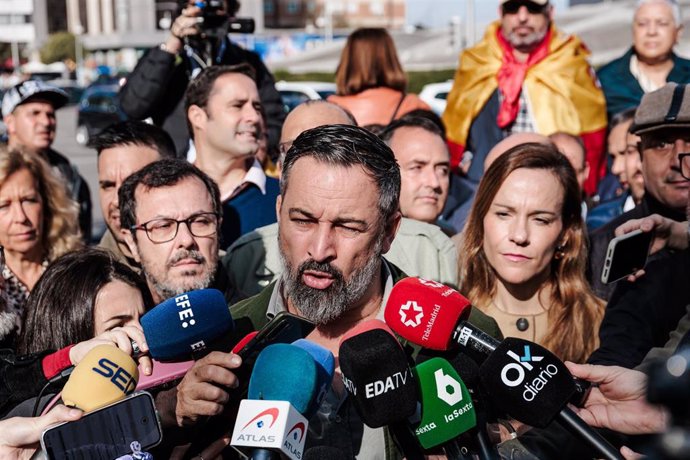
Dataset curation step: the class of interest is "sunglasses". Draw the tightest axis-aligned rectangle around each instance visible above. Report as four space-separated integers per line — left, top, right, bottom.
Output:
502 1 548 15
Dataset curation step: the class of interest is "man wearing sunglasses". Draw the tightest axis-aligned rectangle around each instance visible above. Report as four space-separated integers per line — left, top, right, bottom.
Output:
442 0 607 196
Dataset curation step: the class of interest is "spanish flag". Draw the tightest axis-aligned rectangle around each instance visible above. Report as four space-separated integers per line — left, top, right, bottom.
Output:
442 22 607 195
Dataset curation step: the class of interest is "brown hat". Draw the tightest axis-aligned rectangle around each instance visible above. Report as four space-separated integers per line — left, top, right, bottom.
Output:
631 83 690 135
499 0 549 5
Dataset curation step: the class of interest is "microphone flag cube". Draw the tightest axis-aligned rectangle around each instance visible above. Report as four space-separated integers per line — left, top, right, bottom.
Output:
231 400 308 460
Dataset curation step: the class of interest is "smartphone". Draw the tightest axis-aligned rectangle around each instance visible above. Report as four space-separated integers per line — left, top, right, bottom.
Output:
234 311 315 391
601 229 654 284
40 391 162 460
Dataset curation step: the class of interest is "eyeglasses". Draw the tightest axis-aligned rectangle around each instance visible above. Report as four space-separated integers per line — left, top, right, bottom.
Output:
502 1 548 15
130 212 220 243
679 153 690 180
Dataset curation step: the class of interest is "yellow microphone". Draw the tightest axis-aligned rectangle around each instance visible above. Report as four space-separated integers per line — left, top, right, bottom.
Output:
61 345 139 412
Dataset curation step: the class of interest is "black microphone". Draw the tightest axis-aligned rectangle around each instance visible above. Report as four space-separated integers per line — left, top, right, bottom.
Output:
338 320 424 460
479 337 622 460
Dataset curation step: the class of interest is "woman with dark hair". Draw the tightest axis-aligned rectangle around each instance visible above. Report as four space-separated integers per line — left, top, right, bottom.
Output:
460 143 604 363
17 248 153 355
0 148 82 346
327 28 430 126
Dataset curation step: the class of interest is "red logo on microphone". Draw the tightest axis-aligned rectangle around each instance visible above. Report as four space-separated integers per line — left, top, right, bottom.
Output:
241 407 280 430
287 421 306 442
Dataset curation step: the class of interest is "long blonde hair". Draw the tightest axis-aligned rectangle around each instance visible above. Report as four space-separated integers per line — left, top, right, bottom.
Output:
460 143 604 363
0 148 82 260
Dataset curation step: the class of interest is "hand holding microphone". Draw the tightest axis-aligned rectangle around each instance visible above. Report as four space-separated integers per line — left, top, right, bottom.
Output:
69 325 152 375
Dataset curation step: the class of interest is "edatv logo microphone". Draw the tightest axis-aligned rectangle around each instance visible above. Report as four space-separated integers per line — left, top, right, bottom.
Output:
364 369 413 398
500 345 559 402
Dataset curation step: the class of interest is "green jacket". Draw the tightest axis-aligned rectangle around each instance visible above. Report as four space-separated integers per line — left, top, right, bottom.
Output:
229 261 502 459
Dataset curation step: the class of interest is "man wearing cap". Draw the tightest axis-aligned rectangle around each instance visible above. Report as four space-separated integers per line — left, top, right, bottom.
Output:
442 0 607 196
2 80 92 241
588 82 690 301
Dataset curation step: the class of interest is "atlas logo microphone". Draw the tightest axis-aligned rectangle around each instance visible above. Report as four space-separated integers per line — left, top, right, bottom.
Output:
499 345 559 402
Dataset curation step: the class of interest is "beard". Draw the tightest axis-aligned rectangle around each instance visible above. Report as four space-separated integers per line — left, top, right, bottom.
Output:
279 236 383 326
144 248 216 301
505 26 548 54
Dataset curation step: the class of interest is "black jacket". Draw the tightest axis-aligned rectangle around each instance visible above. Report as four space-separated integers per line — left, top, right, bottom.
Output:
0 348 52 419
118 40 285 156
587 193 685 301
588 248 690 369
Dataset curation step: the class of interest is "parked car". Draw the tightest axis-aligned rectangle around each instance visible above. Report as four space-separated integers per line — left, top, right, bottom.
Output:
418 80 453 116
275 81 337 113
76 84 127 145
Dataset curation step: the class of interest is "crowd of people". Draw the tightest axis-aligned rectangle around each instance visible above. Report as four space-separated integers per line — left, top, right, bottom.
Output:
1 0 690 458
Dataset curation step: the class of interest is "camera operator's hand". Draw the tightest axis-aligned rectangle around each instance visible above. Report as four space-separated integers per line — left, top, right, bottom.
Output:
165 3 204 54
566 362 669 435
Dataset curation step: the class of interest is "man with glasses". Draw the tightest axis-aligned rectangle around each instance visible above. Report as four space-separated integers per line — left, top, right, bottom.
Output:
118 158 232 304
589 82 690 301
442 0 607 196
185 64 279 248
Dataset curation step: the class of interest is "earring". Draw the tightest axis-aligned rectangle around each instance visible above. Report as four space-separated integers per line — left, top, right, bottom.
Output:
554 244 565 260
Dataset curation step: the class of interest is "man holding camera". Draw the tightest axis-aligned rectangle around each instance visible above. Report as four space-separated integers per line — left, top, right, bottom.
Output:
119 0 285 157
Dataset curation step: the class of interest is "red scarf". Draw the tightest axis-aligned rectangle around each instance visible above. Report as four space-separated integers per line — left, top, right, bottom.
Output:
496 28 552 128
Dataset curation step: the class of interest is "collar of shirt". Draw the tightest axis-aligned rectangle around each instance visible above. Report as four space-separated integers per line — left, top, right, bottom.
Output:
265 258 394 322
221 159 268 202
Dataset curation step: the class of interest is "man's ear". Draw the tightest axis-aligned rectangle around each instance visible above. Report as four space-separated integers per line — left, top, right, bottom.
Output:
122 229 141 263
275 195 282 223
4 114 14 137
381 211 402 255
187 105 207 133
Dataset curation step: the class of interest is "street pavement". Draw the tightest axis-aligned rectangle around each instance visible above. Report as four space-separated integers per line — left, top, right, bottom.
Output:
52 104 106 240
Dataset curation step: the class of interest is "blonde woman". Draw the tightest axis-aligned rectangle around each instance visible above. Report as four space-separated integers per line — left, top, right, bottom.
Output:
0 148 81 346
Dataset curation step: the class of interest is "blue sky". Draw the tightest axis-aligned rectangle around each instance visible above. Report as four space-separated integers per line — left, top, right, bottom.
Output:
406 0 570 29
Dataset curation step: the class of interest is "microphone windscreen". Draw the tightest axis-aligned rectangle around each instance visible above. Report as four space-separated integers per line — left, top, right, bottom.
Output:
62 345 139 412
141 289 233 361
413 357 476 448
247 343 318 415
339 321 417 427
292 339 335 418
384 277 471 350
479 338 576 428
231 331 259 354
303 446 348 460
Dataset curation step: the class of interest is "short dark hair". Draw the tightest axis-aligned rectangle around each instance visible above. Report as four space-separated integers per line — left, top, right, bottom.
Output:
17 247 152 354
281 124 401 223
118 159 221 237
184 63 257 138
379 114 446 143
88 120 176 158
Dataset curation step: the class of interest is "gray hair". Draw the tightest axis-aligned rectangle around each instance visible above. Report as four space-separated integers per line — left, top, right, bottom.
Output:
635 0 682 26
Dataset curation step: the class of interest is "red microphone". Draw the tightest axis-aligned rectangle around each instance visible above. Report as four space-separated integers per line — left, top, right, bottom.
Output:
384 277 472 350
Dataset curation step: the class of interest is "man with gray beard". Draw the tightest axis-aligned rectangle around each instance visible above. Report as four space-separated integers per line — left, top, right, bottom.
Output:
118 158 234 304
170 124 502 458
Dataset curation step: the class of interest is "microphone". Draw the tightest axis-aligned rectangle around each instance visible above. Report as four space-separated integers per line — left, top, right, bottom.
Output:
338 319 424 460
292 339 335 418
231 343 319 460
480 338 622 460
62 345 139 412
412 357 476 449
140 289 234 361
135 359 194 391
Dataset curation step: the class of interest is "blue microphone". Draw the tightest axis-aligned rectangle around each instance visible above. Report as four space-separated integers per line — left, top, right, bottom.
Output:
292 339 335 418
233 344 320 460
140 289 233 361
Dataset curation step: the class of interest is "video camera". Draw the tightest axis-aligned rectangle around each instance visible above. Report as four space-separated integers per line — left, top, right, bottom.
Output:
179 0 255 35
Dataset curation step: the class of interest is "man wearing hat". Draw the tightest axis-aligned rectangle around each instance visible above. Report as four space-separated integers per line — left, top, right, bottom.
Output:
442 0 607 196
2 80 92 241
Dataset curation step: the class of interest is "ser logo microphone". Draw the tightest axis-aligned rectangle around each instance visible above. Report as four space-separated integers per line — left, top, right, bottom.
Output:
500 345 559 402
